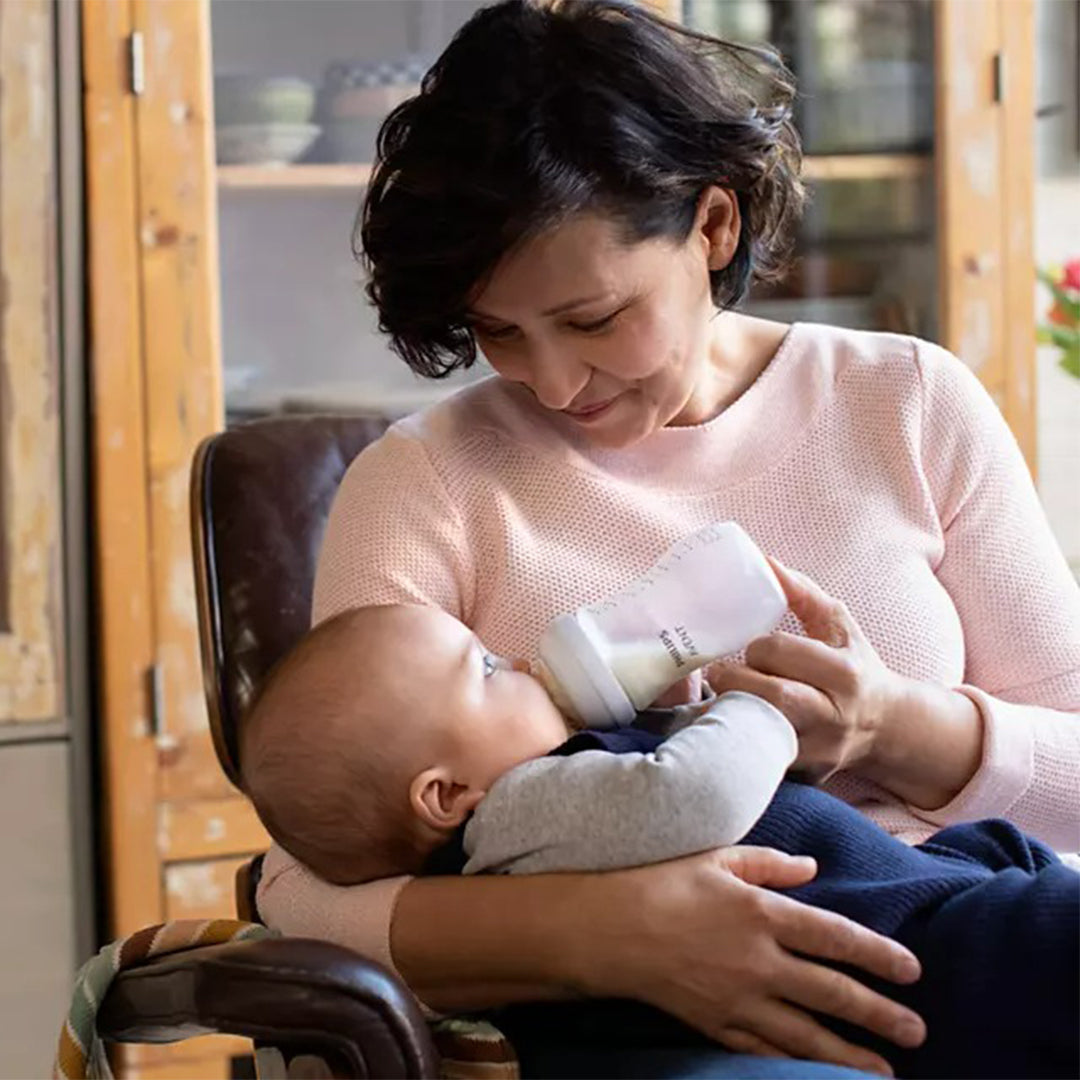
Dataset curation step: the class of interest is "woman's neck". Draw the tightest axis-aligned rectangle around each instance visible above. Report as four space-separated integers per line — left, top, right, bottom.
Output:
669 312 790 427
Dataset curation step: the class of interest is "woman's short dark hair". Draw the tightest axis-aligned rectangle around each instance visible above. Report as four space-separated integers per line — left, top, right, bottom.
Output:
358 0 805 378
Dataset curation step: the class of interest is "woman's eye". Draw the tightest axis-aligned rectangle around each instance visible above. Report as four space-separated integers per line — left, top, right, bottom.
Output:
569 310 619 334
475 324 518 343
482 654 498 677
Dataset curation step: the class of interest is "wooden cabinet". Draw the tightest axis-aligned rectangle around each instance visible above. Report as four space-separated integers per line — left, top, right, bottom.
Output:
1 0 66 726
82 1 1036 1076
0 1 96 1072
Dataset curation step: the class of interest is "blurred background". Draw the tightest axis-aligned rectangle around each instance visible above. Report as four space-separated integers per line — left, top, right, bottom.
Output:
0 1 1076 1076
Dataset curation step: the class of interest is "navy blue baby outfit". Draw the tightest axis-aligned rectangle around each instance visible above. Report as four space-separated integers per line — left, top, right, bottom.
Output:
432 726 1080 1079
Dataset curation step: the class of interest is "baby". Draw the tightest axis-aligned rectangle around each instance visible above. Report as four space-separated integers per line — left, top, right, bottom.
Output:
242 603 1079 1080
242 602 799 885
241 602 575 885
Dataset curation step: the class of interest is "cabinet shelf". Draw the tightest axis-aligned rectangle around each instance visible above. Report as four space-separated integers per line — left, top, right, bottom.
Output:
216 154 930 191
217 163 373 189
802 154 932 182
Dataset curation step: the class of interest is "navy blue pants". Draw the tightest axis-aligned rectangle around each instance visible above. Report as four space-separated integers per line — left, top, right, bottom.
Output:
493 782 1080 1079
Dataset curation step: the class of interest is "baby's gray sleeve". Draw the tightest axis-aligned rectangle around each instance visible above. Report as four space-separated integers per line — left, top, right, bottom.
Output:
461 691 797 875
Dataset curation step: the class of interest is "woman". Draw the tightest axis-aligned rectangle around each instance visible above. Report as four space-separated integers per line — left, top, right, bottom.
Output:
258 2 1080 1077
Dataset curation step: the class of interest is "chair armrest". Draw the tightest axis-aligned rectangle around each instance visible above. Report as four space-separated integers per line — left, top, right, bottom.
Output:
96 937 438 1078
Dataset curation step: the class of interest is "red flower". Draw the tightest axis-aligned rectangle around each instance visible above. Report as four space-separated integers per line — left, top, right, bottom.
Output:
1064 259 1080 291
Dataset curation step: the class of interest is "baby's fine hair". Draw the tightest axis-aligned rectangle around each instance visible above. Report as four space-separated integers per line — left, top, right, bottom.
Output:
240 610 430 886
359 0 804 379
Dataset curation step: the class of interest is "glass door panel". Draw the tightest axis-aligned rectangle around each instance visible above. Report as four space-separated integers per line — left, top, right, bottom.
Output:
209 0 490 424
684 0 938 340
211 0 941 424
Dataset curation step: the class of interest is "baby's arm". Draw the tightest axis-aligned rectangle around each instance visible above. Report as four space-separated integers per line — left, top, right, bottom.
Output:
462 691 797 875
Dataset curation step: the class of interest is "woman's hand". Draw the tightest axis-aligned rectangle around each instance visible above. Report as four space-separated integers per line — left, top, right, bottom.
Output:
705 558 905 784
587 847 925 1077
705 558 985 806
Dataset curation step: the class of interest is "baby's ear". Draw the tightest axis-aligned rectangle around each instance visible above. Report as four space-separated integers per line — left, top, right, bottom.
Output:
410 767 484 831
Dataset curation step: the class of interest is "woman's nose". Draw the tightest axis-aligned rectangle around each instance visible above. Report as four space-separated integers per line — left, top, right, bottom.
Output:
527 346 589 411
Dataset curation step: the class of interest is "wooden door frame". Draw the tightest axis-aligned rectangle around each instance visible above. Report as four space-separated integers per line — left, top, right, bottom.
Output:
83 0 224 940
84 3 235 1071
129 0 224 768
82 0 160 937
936 0 1036 471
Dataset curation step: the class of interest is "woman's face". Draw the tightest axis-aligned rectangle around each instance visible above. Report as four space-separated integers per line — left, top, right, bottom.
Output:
467 197 735 448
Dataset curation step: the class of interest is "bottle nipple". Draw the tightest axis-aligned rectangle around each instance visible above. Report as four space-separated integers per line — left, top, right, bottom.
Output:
534 658 586 729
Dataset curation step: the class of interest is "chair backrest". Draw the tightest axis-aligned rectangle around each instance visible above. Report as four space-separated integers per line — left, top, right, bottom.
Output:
190 414 390 788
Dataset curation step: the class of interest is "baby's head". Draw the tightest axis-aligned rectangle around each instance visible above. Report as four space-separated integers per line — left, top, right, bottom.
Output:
241 604 569 884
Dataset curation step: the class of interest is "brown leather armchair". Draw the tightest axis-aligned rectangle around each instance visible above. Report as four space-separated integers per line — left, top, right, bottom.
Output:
95 415 439 1078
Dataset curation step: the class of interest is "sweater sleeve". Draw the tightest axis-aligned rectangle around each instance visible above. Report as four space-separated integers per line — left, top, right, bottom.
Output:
913 340 1080 850
260 425 473 991
256 844 411 977
461 692 797 875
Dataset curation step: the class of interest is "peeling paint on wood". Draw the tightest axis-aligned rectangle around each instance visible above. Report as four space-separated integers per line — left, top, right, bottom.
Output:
0 0 64 723
953 43 978 114
159 730 240 801
961 130 998 198
959 297 992 372
169 101 193 126
164 857 250 920
157 804 172 856
158 797 267 861
166 862 228 913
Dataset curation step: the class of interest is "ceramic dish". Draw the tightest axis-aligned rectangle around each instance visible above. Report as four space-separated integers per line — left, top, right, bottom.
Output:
216 122 321 166
215 76 316 126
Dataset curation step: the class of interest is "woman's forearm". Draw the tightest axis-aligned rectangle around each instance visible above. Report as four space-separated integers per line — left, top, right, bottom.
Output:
860 677 984 811
393 848 927 1074
390 871 603 1012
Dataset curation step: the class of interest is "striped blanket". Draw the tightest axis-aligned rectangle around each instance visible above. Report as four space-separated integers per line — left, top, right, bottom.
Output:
54 919 519 1080
54 919 273 1079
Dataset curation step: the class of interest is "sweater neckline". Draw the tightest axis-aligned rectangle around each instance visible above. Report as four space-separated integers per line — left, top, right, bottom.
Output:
496 320 826 493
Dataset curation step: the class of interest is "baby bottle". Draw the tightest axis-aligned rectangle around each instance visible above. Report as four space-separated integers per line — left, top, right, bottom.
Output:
536 522 787 728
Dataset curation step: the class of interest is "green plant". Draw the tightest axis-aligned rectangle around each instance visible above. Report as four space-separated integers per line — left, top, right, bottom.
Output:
1037 259 1080 380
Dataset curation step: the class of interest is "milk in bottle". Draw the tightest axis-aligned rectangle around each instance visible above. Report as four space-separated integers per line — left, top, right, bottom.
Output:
536 522 787 727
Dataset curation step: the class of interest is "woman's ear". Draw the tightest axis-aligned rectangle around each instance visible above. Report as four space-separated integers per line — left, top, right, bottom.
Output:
410 766 485 832
694 185 741 272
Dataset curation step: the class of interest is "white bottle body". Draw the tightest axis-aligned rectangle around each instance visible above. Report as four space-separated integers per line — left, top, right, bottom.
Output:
537 522 787 727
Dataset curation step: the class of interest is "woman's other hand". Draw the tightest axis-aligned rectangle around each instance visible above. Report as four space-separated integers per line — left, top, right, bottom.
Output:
586 847 925 1077
705 558 905 783
706 558 985 806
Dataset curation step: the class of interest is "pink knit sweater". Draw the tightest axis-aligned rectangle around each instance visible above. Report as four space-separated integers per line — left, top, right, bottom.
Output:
258 322 1080 983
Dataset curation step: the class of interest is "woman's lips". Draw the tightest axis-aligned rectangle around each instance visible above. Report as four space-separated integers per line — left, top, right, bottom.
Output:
565 396 619 420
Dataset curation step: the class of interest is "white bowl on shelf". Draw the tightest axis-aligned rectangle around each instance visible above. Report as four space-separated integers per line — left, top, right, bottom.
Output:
216 122 320 166
214 76 316 126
